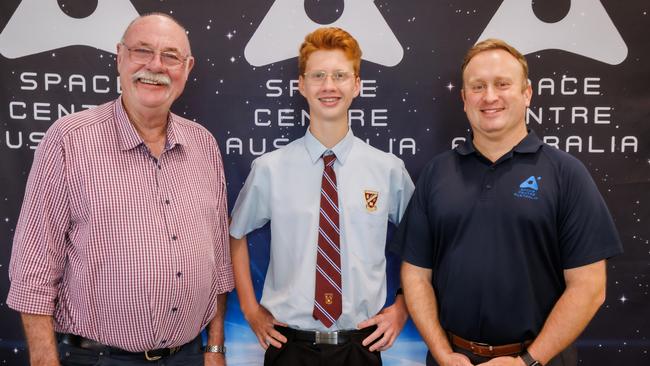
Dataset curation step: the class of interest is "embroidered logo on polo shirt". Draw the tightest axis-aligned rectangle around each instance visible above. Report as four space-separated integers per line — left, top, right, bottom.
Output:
364 190 379 212
514 176 541 200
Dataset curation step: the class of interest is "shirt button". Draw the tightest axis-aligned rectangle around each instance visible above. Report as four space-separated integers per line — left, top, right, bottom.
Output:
176 272 182 278
165 199 170 205
161 340 167 344
172 235 177 241
486 184 492 189
172 307 178 312
157 164 161 169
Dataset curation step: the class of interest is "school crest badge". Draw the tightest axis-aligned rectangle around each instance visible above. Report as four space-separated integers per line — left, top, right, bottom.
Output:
364 190 379 212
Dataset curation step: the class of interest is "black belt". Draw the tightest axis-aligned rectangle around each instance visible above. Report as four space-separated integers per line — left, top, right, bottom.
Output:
275 325 377 345
58 333 195 361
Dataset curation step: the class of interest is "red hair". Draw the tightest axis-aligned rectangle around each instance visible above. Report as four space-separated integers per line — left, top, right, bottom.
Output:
298 27 362 75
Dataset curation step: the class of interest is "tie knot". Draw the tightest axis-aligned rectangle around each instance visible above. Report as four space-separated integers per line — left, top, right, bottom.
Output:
323 154 336 167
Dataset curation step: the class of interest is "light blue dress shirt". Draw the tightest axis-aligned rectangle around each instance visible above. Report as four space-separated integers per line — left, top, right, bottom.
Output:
230 128 415 331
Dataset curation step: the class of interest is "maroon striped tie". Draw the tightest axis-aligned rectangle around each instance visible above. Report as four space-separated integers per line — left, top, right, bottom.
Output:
313 154 342 327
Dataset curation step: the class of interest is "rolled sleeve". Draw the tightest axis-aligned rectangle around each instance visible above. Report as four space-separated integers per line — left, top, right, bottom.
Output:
7 129 69 315
6 281 59 315
213 147 235 294
215 262 235 293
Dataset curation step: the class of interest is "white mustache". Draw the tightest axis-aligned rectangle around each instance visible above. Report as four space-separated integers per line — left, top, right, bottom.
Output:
132 70 171 85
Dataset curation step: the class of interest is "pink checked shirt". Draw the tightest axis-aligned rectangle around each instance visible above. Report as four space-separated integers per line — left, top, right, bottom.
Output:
7 98 234 352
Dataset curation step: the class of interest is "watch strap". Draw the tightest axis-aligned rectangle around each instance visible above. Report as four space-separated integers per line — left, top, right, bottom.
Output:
205 344 226 354
520 349 541 366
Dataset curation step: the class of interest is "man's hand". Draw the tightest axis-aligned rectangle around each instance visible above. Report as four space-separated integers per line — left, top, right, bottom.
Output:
204 352 226 366
478 356 525 366
244 303 288 350
438 351 474 366
357 295 409 352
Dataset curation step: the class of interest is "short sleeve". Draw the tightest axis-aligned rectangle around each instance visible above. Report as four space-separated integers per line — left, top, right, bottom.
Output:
389 163 435 269
557 157 623 268
388 157 415 225
229 157 272 238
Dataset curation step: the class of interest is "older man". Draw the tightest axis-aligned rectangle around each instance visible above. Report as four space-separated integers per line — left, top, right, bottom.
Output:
7 13 233 366
391 39 622 366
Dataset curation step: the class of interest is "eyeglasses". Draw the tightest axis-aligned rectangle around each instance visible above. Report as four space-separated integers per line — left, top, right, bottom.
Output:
303 70 356 84
120 42 189 68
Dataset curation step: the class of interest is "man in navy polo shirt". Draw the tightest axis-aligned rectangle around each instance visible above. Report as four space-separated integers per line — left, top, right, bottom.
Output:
390 39 622 366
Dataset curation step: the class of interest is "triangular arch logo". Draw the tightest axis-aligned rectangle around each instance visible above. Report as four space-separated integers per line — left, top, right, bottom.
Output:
514 175 541 200
477 0 627 65
0 0 139 59
519 176 539 191
244 0 403 67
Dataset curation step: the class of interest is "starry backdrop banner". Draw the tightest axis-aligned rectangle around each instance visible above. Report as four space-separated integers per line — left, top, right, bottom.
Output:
0 1 648 365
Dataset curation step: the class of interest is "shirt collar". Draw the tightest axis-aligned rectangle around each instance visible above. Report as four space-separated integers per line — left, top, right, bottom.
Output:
114 97 186 151
513 130 543 153
455 129 543 156
304 127 355 165
166 115 187 148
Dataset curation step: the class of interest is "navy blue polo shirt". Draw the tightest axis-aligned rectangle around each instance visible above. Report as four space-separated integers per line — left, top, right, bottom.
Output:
390 131 623 345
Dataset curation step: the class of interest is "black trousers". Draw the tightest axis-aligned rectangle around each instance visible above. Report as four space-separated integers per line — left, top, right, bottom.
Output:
264 326 382 366
425 343 578 366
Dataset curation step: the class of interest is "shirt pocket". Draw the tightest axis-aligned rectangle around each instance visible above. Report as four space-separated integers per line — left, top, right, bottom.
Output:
345 205 388 265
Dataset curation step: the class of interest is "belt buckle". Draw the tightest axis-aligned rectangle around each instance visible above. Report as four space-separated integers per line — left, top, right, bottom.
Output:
144 350 162 362
470 341 494 356
169 346 181 355
314 331 338 345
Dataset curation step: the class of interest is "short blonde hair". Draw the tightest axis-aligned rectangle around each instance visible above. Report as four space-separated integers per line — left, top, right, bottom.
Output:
462 38 528 88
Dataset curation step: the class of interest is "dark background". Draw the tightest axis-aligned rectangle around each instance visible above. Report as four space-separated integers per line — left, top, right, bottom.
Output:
1 1 648 365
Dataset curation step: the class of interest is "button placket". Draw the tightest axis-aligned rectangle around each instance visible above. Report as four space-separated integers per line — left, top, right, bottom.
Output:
480 165 497 200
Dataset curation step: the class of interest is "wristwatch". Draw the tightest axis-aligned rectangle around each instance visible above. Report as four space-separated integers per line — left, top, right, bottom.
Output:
520 349 542 366
205 345 226 354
